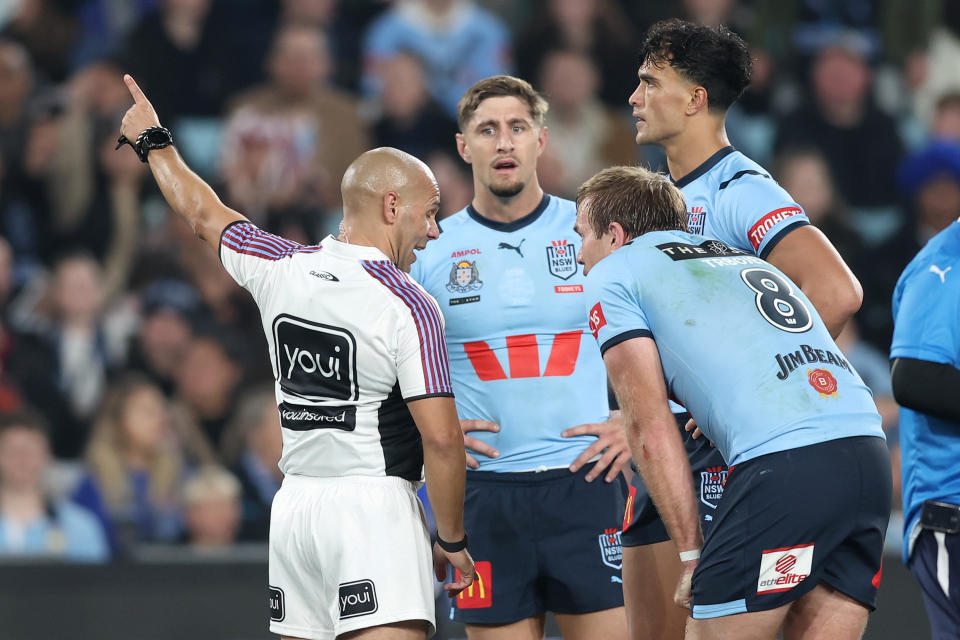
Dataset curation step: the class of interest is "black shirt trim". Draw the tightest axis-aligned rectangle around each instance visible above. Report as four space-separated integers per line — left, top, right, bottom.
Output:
718 169 770 191
466 194 551 232
404 392 455 403
672 146 736 189
758 220 810 260
599 329 654 356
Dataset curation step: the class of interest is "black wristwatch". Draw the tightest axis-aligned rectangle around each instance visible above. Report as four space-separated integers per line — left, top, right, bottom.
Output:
115 126 173 163
436 534 468 553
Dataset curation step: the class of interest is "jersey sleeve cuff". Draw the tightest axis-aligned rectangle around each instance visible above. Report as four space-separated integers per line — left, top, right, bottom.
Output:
218 220 248 266
404 392 455 403
599 329 653 356
758 220 809 260
891 347 956 366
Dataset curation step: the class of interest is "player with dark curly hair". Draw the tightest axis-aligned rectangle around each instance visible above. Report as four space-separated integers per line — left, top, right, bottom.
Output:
618 18 865 639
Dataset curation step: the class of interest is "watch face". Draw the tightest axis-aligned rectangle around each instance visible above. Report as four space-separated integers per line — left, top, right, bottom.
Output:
145 129 170 145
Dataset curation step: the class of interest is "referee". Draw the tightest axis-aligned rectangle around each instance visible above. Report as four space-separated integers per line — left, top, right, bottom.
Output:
118 74 475 640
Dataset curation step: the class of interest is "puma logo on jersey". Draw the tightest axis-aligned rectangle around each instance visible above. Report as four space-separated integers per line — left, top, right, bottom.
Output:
930 264 952 282
498 239 525 257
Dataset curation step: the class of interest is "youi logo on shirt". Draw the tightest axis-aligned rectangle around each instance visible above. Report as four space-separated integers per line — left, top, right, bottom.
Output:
272 314 359 401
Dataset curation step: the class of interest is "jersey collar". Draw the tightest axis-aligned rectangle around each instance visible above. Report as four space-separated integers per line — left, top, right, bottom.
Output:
672 146 736 189
320 235 391 261
466 194 551 232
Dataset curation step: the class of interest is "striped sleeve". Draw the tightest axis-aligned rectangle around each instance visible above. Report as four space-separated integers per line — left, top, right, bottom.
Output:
219 221 320 300
362 260 453 399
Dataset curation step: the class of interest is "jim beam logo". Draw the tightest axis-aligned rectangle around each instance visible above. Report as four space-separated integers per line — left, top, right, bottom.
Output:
546 239 578 280
699 465 727 510
339 580 378 619
598 528 623 570
757 543 814 595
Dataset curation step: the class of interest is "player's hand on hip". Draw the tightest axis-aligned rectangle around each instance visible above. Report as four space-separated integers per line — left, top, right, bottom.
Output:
684 417 715 447
674 558 698 609
460 419 500 469
119 74 161 142
433 542 476 597
562 411 631 483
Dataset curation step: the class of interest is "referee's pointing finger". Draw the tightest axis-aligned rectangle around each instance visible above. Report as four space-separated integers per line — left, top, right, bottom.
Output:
124 74 147 104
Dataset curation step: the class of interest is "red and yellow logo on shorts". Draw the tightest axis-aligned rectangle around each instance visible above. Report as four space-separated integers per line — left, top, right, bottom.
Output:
456 561 492 609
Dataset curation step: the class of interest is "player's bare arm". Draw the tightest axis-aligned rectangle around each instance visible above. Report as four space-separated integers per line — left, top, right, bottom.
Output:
561 411 631 483
602 337 703 607
765 225 862 339
119 74 245 252
407 396 477 595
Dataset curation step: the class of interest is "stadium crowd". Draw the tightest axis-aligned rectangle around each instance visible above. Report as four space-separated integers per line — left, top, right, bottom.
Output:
0 0 955 566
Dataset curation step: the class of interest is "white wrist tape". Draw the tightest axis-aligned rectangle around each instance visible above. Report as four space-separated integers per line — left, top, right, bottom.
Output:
679 549 701 562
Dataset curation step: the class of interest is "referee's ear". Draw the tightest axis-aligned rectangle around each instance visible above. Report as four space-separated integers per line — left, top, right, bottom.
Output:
382 191 401 224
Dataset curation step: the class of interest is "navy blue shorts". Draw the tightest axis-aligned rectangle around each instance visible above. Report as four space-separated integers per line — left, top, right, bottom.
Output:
691 436 891 619
620 413 729 547
451 466 626 624
909 526 960 639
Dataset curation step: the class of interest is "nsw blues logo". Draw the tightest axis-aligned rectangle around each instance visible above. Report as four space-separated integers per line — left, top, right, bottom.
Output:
598 528 623 570
699 465 727 509
446 260 482 293
546 239 578 280
688 206 707 235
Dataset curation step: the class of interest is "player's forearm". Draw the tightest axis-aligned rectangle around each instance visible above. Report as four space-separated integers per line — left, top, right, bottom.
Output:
892 357 960 423
422 438 467 542
146 145 235 245
628 413 703 552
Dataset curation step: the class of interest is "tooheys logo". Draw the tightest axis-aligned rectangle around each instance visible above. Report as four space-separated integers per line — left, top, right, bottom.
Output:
339 580 377 619
748 207 803 250
278 402 357 431
757 543 814 594
268 586 285 622
457 561 492 609
272 315 358 402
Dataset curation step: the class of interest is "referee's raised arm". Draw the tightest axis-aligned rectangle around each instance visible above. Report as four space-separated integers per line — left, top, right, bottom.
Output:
118 74 246 253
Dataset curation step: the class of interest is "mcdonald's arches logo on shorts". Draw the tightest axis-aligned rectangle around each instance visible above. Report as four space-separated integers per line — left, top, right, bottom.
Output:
456 561 492 609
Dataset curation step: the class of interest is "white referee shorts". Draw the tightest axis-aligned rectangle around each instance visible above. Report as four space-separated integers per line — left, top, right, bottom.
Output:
268 474 436 640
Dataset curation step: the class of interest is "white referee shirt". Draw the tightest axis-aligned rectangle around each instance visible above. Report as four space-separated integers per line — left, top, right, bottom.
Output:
220 222 453 481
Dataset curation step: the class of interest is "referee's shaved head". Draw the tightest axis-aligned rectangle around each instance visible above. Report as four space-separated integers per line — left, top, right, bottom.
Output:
341 147 436 220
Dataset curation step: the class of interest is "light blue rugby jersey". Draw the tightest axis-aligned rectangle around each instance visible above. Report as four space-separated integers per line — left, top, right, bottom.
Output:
891 221 960 563
586 230 883 467
410 195 609 471
676 146 809 258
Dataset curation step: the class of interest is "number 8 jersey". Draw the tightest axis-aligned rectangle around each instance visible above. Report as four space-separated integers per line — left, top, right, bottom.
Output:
410 195 609 472
585 230 884 468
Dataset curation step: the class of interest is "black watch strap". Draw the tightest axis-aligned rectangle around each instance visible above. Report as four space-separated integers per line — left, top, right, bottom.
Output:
436 534 468 553
115 126 173 163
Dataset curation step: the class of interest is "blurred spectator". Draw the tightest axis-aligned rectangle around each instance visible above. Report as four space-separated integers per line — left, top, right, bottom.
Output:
182 464 242 549
774 147 867 276
791 1 882 68
536 48 635 199
835 319 899 433
71 0 158 71
126 279 202 397
1 0 80 83
774 40 904 213
861 140 960 350
426 148 472 221
370 52 458 160
119 0 258 122
173 334 244 451
930 91 960 142
74 376 213 551
0 409 108 562
514 0 636 108
220 387 281 541
10 253 131 458
363 0 511 117
909 2 960 128
220 23 369 222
